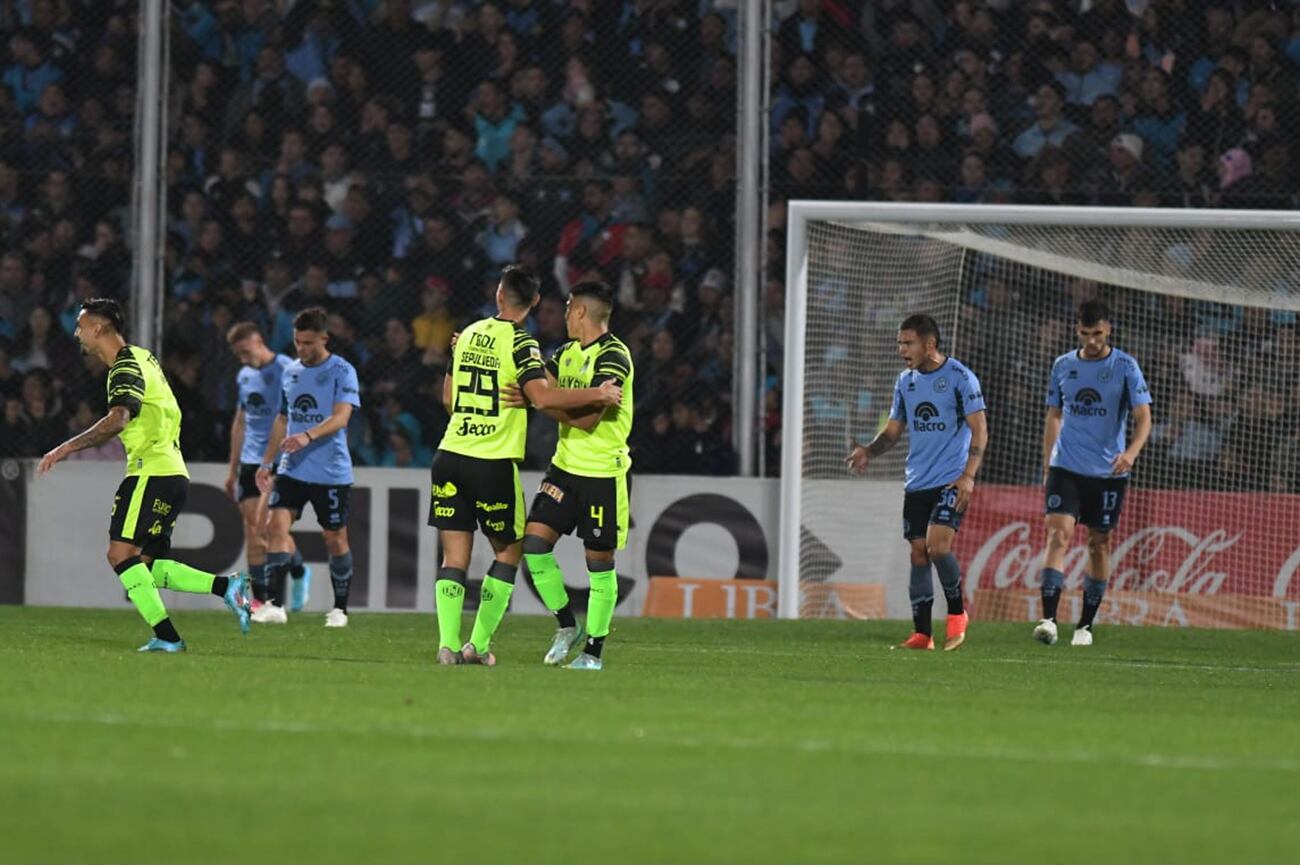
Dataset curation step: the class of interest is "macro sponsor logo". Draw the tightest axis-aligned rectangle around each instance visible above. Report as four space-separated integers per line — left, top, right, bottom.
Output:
912 401 946 432
291 393 326 424
1070 388 1107 417
244 392 269 415
456 418 497 437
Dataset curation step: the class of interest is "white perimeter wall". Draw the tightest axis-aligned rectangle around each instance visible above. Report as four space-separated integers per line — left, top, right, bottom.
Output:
24 462 912 618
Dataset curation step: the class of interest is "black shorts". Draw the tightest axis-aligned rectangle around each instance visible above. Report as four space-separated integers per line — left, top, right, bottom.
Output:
109 474 189 558
902 485 963 541
527 465 630 550
1046 467 1128 532
427 450 525 542
269 474 351 530
235 462 274 502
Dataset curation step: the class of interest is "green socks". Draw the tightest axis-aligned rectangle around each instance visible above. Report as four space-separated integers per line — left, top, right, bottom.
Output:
115 558 169 627
525 551 570 612
470 564 517 653
587 565 617 639
435 567 467 650
150 559 215 594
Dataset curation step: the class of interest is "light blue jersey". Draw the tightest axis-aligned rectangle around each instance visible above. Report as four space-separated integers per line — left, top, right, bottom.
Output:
277 354 361 485
236 354 292 465
1046 348 1151 478
890 357 986 492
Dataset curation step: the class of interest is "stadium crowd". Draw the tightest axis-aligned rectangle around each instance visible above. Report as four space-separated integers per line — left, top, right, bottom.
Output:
0 0 1297 489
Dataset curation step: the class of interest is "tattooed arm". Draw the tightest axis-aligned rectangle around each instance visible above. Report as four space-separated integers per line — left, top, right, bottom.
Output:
953 409 988 511
38 406 131 475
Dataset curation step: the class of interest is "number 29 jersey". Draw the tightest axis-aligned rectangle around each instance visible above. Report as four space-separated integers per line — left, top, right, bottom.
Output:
438 315 546 461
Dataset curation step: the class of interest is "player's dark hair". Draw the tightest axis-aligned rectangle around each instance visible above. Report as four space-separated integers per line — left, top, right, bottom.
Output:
79 298 125 335
570 280 614 321
900 313 941 348
499 264 541 307
293 306 329 333
225 321 261 345
1077 300 1110 326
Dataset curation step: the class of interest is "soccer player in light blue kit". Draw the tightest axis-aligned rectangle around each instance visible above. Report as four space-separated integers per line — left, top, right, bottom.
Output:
1033 300 1152 647
847 314 988 651
224 322 312 613
254 307 362 627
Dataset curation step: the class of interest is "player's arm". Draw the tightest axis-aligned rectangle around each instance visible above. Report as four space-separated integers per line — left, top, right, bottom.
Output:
846 417 905 474
37 405 131 475
1042 407 1063 484
1113 361 1154 475
952 408 988 511
1113 403 1152 475
225 407 245 499
256 412 287 493
522 376 620 412
283 401 353 455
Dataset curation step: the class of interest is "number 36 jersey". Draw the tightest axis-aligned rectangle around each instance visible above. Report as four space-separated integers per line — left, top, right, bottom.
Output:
438 315 545 461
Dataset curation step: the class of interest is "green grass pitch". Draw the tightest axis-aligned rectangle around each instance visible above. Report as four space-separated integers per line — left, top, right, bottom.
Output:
1 607 1297 863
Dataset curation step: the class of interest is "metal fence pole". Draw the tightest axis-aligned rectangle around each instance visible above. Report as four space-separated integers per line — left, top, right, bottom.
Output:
734 0 767 476
130 0 167 350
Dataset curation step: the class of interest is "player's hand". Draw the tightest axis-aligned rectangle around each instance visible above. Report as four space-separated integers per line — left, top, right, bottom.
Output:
281 433 311 454
1112 449 1137 475
845 444 869 475
596 380 622 406
256 466 273 494
37 444 68 476
224 470 238 500
501 382 526 408
953 473 976 511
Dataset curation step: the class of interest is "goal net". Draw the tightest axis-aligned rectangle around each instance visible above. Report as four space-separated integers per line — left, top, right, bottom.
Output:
778 203 1300 631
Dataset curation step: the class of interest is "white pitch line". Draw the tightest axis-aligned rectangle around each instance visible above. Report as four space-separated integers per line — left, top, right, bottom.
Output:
625 642 1300 674
4 710 1298 775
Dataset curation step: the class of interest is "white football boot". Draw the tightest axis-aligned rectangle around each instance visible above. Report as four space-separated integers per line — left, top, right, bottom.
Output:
1032 618 1058 645
324 608 349 628
1071 625 1093 646
251 603 288 624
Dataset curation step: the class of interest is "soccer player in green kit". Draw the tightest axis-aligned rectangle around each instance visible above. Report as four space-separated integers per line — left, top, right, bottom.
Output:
430 266 621 665
37 299 251 651
521 281 633 671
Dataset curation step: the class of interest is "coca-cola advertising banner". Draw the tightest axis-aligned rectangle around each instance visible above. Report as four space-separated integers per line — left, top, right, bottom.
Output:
956 486 1300 630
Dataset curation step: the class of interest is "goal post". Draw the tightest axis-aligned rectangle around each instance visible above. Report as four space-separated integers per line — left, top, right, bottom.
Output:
779 202 1300 630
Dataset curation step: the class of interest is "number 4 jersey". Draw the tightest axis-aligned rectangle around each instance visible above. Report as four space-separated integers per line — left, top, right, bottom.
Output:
439 316 545 461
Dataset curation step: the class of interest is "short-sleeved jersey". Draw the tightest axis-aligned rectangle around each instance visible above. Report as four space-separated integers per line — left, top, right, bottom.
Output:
438 315 545 461
277 354 360 485
1046 347 1151 478
107 345 188 478
889 357 986 492
547 333 634 477
236 353 292 466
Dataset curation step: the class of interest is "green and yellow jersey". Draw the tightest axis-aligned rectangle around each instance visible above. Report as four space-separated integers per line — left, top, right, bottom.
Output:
548 333 634 477
107 345 188 478
439 316 545 461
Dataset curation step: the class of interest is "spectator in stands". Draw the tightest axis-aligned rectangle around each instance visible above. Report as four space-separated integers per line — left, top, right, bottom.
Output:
1013 81 1077 160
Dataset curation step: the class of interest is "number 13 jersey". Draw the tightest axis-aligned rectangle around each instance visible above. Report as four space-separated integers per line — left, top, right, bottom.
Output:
438 315 545 461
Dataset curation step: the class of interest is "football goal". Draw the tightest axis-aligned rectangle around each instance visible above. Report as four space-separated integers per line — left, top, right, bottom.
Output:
778 202 1300 631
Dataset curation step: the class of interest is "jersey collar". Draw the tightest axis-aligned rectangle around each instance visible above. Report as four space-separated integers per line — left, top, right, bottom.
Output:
580 331 613 350
1075 347 1114 362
